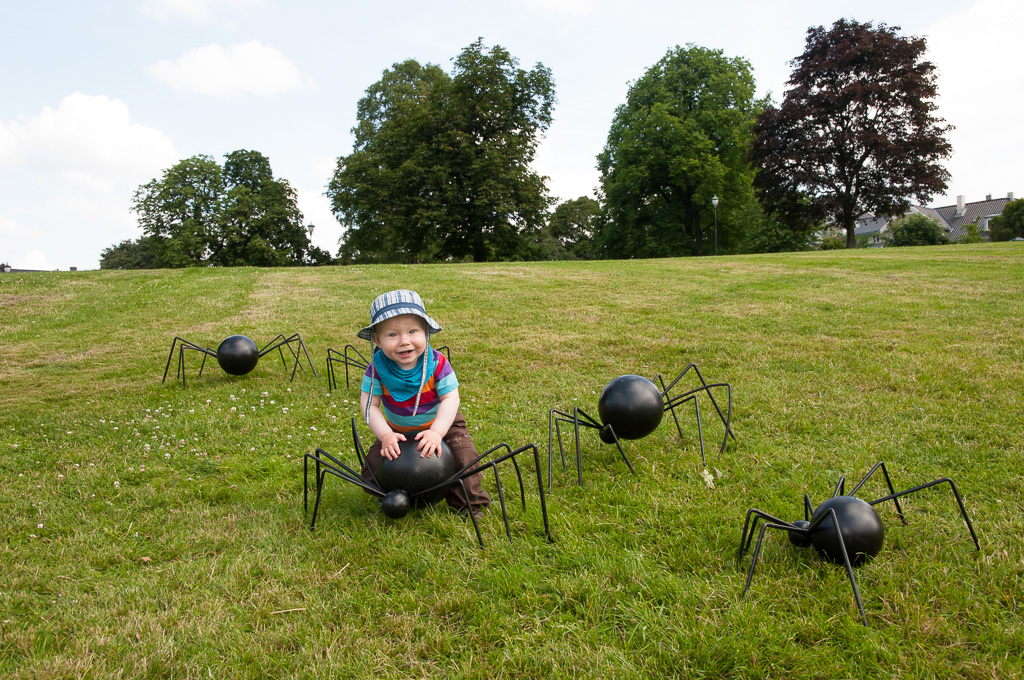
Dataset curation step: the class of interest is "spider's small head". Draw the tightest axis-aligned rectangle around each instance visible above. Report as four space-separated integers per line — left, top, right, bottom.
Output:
381 490 412 519
788 519 812 548
599 425 617 444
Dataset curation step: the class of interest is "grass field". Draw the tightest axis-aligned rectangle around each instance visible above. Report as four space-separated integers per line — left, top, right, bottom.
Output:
2 245 1022 678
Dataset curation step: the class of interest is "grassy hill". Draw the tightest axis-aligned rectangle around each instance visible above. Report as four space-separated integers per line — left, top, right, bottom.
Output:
2 245 1022 678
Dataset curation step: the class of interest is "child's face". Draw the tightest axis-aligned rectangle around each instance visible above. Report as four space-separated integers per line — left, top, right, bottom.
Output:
373 314 428 369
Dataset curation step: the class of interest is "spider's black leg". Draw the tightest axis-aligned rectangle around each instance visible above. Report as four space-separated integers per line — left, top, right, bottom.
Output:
279 333 317 381
443 442 552 546
295 334 318 379
572 407 585 486
494 443 550 542
345 345 369 390
325 346 368 391
850 461 905 523
738 508 794 561
547 408 568 488
868 478 980 550
654 373 684 440
575 406 634 481
259 334 289 369
162 337 182 383
349 418 382 489
165 339 215 388
303 452 313 512
661 364 736 448
692 395 706 467
196 350 208 381
808 507 869 625
741 520 803 596
831 475 847 499
456 477 485 548
685 364 736 444
804 494 814 521
601 423 635 476
303 448 386 530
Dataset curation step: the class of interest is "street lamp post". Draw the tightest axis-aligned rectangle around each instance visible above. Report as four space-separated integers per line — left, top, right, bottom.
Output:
711 195 719 256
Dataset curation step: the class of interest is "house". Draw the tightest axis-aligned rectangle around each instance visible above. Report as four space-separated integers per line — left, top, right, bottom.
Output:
854 214 890 247
924 193 1015 242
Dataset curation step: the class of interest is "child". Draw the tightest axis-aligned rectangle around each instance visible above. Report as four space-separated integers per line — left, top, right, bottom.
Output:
357 289 490 516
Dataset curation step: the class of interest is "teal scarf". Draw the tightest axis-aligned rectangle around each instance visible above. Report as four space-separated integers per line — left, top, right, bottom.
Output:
371 347 436 403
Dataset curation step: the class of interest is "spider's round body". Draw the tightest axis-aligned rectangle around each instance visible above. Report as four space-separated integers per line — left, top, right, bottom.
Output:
808 496 885 565
217 335 260 375
597 374 664 441
378 437 456 507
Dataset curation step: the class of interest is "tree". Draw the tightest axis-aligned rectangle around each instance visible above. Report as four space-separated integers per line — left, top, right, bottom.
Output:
327 39 555 263
213 150 314 267
540 196 599 259
749 19 953 248
99 236 157 269
737 203 816 254
989 198 1024 241
132 155 223 268
883 213 947 246
130 151 320 267
957 218 987 245
596 45 763 259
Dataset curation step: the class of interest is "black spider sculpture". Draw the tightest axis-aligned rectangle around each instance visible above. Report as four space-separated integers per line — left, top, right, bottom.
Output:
548 364 734 486
325 344 451 391
736 461 980 626
303 418 552 548
163 333 317 387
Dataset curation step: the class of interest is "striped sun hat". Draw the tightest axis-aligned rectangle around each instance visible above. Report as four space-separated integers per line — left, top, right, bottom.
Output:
357 289 442 341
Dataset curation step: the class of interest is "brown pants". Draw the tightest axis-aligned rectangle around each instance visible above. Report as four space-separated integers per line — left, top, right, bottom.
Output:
360 412 491 510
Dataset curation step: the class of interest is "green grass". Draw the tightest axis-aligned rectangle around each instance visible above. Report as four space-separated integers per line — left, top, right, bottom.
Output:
2 245 1022 678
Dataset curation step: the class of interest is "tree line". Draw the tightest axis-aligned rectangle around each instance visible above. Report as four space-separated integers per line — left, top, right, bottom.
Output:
105 20 1000 269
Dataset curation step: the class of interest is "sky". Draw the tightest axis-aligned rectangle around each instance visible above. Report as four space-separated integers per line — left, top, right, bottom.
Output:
1 0 1020 271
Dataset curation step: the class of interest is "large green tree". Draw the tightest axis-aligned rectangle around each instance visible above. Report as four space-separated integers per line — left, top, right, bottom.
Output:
327 39 555 263
596 45 762 258
989 198 1024 241
132 155 223 268
749 19 953 248
130 151 326 267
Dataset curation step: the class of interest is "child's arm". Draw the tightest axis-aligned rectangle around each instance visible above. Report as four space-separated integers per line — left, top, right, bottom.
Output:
360 390 405 460
415 388 460 458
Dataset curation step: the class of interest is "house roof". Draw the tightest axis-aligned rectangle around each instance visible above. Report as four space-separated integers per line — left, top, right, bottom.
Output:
931 196 1011 241
854 213 888 237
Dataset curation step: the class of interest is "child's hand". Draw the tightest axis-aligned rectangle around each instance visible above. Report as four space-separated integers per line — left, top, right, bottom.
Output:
415 429 444 458
380 431 406 460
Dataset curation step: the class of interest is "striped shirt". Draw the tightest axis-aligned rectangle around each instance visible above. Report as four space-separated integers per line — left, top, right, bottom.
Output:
362 348 459 433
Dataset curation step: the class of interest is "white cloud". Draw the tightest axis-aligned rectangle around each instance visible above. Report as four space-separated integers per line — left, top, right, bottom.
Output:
142 0 264 24
926 0 1024 204
0 92 178 177
0 94 179 269
523 0 596 12
146 40 316 99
